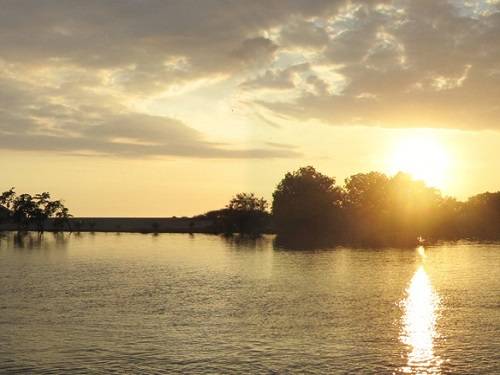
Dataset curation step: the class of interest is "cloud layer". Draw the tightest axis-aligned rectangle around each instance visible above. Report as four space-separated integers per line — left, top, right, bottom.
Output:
1 0 499 157
257 0 500 129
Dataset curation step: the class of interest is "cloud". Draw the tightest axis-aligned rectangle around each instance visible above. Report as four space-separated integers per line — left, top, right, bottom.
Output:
256 0 500 129
0 0 345 158
0 111 302 159
1 0 500 160
279 19 330 49
0 74 300 158
231 37 279 67
0 1 340 85
240 63 310 91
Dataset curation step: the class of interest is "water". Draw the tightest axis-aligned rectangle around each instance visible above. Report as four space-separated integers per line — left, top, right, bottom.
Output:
0 233 498 374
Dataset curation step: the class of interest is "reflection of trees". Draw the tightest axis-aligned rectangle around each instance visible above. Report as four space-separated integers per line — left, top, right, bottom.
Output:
273 234 337 251
1 232 70 250
221 234 270 250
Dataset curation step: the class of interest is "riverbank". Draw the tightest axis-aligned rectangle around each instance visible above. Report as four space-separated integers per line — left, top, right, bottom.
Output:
0 217 214 233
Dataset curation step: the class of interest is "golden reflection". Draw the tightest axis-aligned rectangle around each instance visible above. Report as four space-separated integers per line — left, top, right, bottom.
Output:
400 264 442 374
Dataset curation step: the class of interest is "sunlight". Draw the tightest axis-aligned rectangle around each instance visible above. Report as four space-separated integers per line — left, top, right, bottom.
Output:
389 134 450 189
400 265 442 374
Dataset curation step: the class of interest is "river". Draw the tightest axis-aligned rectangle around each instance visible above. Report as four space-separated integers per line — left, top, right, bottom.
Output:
0 232 498 374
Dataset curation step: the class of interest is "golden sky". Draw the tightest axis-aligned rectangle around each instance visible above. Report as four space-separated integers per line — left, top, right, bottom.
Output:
1 0 500 216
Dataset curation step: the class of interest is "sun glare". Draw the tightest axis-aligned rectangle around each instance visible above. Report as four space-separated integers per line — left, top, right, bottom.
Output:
389 134 450 189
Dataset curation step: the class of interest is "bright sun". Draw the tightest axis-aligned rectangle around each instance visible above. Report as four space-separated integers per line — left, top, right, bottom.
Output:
389 134 450 189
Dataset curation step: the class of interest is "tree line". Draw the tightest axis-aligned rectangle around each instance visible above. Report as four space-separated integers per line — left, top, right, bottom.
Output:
202 166 500 246
2 166 499 245
0 188 71 232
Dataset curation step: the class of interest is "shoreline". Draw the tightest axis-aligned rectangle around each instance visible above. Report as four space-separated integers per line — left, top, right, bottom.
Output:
0 217 216 234
1 218 499 248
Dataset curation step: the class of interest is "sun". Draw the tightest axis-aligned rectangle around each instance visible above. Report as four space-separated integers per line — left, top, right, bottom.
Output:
389 134 450 189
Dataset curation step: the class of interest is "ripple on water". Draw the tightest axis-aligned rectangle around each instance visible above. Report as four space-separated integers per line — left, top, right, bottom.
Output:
0 233 499 374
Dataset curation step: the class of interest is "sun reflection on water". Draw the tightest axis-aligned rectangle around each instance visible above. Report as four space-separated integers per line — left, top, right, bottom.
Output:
400 259 442 374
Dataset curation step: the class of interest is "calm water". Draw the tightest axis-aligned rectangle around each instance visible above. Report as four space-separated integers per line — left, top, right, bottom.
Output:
0 233 498 374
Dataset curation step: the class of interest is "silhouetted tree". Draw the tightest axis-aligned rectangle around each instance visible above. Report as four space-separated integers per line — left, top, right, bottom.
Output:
0 188 15 224
343 172 391 244
386 172 445 243
199 193 270 235
462 192 500 239
272 166 344 238
227 193 268 212
224 193 270 235
0 188 16 211
269 167 473 246
433 196 463 239
0 188 71 232
342 171 454 245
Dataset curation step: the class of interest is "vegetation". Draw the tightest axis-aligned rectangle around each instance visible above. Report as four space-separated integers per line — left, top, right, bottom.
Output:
197 193 270 235
271 166 500 245
2 166 500 246
340 171 458 245
204 166 500 246
0 188 71 232
272 166 343 238
461 192 500 239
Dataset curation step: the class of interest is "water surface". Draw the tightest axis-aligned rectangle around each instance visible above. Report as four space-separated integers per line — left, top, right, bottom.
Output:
0 233 498 374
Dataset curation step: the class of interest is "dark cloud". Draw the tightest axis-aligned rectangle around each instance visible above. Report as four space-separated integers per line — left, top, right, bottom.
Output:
231 37 279 66
0 0 342 88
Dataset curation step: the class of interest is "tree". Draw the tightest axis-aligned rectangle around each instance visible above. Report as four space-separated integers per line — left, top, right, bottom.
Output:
342 171 452 245
0 188 16 210
272 166 344 238
0 188 15 224
385 172 444 242
227 193 268 212
462 192 500 239
224 193 270 235
198 193 270 235
343 172 391 244
344 172 390 210
0 188 71 232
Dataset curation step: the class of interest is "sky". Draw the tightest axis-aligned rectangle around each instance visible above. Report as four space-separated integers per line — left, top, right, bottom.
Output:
1 0 500 217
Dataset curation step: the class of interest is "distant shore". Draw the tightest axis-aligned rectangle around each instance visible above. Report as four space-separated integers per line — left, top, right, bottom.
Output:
0 217 217 234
